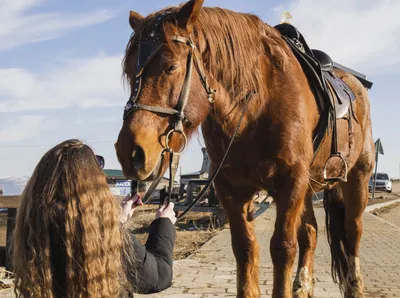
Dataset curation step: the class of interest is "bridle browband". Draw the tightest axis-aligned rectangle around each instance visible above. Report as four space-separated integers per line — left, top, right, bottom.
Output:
122 14 251 223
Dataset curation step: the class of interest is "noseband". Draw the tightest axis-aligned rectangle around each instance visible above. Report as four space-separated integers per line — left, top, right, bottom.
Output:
123 15 216 154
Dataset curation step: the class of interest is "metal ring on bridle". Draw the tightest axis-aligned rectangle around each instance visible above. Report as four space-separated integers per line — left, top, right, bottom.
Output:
165 129 188 155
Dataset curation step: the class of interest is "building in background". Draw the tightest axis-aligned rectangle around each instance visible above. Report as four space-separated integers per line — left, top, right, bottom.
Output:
104 169 178 198
180 148 210 185
179 148 211 200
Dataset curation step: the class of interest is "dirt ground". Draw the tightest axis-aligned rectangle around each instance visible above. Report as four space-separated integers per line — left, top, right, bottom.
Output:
123 204 221 260
372 201 400 228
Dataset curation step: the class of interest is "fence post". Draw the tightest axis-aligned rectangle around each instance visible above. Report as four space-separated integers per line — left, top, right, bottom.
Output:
6 208 17 271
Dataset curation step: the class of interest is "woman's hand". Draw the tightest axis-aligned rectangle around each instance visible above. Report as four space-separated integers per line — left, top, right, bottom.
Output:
120 193 143 224
156 202 177 225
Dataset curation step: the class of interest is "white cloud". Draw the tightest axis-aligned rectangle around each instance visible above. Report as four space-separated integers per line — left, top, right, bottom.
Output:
0 115 46 142
0 53 128 113
0 0 116 51
274 0 400 75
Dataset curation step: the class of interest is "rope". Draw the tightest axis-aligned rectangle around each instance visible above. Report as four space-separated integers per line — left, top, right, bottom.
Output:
308 176 329 187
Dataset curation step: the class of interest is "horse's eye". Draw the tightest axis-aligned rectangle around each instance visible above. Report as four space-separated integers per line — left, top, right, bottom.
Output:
165 64 179 74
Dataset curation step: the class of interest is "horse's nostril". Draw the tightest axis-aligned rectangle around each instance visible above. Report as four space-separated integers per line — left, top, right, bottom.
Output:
132 146 145 170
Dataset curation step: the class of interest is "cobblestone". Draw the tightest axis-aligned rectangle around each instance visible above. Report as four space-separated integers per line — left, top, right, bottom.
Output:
136 206 400 297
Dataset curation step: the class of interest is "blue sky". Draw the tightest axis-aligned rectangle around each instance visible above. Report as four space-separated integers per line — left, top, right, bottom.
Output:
1 0 399 179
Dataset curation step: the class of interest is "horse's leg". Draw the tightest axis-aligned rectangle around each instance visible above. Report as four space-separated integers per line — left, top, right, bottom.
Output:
324 163 370 297
214 177 260 298
270 166 309 298
293 192 317 298
340 167 370 298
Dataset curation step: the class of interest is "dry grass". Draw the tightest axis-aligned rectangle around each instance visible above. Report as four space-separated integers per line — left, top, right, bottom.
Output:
368 196 399 205
124 204 221 260
0 268 13 290
312 192 400 208
371 201 400 216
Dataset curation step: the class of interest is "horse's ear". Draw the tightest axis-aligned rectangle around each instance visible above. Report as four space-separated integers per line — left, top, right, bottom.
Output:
177 0 204 32
129 11 144 30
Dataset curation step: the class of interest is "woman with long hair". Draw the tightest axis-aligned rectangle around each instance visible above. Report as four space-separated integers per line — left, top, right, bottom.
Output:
12 139 176 297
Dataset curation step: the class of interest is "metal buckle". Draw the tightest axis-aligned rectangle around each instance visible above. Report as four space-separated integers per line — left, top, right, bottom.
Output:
293 38 305 53
164 129 187 155
323 153 348 183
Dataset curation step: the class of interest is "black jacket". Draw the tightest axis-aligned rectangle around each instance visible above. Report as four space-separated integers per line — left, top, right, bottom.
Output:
50 217 175 297
124 217 176 295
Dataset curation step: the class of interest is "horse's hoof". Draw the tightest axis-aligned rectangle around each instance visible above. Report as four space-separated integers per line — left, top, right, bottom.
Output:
344 257 364 298
293 267 314 298
293 288 314 298
344 286 364 298
344 292 365 298
293 286 313 298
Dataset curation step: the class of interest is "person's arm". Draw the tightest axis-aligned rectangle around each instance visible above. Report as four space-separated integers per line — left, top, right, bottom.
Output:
128 217 175 293
120 197 176 294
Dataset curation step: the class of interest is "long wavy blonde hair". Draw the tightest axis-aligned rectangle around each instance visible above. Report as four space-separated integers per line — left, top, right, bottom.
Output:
12 139 131 298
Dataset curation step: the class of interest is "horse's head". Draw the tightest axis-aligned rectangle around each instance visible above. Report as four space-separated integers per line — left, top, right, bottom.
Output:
115 0 212 181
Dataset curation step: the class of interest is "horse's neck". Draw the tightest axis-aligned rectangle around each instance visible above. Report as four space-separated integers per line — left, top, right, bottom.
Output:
194 14 310 136
201 50 283 137
203 49 312 139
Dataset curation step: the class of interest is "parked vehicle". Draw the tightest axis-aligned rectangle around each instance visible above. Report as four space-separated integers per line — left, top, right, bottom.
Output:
369 173 392 193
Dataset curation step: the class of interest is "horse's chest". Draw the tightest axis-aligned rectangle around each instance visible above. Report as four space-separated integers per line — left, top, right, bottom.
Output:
213 144 278 188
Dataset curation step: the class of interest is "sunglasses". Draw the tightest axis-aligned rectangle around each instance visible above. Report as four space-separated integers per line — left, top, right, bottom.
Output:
95 155 105 169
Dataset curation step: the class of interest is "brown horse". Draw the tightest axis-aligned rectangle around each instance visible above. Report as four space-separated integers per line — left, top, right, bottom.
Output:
115 1 375 297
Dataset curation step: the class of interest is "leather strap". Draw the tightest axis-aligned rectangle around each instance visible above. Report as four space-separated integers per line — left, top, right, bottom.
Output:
173 48 194 133
175 92 253 223
141 175 163 204
166 152 180 206
134 103 180 116
141 152 166 204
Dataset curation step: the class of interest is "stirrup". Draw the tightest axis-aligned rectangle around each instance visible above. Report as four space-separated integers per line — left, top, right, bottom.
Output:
323 153 348 183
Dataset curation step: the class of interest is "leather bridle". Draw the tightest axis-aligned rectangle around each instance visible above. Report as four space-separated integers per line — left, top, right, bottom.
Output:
123 15 251 223
123 16 215 143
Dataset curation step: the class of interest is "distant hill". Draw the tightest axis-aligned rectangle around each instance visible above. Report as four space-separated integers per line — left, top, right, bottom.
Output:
0 177 29 196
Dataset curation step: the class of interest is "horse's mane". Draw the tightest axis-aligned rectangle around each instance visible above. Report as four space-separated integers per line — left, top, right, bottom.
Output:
123 5 292 101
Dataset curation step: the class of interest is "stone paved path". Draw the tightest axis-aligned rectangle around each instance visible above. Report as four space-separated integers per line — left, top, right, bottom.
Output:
138 206 400 298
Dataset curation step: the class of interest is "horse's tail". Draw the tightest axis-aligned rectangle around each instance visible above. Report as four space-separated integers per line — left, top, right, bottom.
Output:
323 186 349 292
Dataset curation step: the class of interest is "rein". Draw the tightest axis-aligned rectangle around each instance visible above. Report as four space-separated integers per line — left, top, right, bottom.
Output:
123 15 250 223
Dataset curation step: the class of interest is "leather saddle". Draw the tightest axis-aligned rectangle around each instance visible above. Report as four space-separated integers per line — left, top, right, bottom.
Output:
274 23 356 120
274 23 357 182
